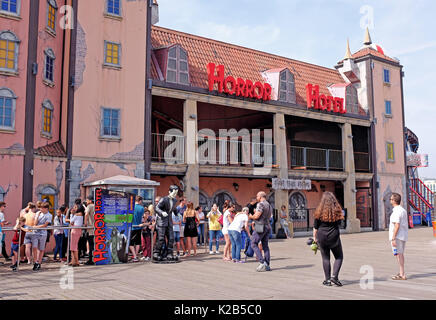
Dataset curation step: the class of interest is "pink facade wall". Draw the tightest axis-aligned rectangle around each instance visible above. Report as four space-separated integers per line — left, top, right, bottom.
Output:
0 156 23 247
71 0 147 159
0 1 30 148
373 61 407 228
33 0 65 149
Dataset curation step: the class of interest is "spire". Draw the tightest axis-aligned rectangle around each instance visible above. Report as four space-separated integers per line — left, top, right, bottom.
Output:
364 27 372 46
344 38 352 60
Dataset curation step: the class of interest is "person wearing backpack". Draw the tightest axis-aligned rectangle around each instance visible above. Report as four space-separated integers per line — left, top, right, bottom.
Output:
249 191 272 272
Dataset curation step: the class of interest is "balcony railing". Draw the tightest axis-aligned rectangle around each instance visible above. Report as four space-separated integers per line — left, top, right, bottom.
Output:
152 133 185 163
198 137 276 167
354 152 370 172
290 146 344 171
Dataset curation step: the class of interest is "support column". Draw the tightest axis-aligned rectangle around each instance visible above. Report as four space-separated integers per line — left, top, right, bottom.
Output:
273 113 292 236
183 99 199 206
342 122 360 233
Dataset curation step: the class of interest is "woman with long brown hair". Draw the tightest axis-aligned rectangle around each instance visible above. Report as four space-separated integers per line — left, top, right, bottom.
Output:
313 192 344 287
183 202 199 256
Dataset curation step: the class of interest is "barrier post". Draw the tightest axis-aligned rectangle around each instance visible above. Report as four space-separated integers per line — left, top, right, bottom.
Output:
17 229 21 272
66 228 71 265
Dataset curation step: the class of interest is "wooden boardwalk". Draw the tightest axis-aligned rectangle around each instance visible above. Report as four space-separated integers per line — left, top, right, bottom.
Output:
1 227 435 300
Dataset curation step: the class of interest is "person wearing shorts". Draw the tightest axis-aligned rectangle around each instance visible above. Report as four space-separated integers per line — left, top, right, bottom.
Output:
130 196 144 262
172 211 182 256
389 193 409 281
32 203 52 271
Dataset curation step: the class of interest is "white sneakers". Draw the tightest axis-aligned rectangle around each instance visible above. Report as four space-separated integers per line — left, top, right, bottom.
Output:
209 251 214 255
215 251 220 254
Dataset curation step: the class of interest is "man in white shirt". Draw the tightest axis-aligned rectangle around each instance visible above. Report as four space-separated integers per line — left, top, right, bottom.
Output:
389 193 408 280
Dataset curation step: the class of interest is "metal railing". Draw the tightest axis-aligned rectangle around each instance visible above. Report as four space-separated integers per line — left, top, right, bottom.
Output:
290 208 347 232
354 152 370 172
290 146 344 171
152 133 185 163
198 137 277 167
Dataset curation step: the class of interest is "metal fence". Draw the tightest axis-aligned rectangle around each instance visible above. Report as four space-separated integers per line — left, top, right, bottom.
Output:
151 133 185 163
290 146 344 171
290 208 347 232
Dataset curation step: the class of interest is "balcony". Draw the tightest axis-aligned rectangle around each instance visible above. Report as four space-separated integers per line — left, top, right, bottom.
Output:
290 146 344 171
152 133 276 167
354 152 370 172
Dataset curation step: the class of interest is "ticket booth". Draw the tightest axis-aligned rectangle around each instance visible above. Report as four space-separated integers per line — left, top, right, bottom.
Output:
82 175 160 207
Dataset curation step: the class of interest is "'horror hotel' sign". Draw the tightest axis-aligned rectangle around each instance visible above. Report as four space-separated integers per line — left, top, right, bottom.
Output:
272 178 311 190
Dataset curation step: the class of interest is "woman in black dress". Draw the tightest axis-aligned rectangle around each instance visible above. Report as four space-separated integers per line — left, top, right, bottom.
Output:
313 192 344 287
183 202 199 256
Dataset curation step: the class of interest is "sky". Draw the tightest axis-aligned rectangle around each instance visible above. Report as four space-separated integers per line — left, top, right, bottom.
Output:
156 0 436 179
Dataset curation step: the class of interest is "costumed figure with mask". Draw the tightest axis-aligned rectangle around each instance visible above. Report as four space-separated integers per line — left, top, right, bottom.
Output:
153 185 179 263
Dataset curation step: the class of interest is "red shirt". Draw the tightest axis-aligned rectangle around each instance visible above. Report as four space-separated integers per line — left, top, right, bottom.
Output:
12 229 25 244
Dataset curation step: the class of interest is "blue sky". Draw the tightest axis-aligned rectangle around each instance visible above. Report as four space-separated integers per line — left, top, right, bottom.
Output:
157 0 436 178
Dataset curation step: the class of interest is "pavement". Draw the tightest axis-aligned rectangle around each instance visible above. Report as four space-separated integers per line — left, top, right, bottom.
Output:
0 227 435 300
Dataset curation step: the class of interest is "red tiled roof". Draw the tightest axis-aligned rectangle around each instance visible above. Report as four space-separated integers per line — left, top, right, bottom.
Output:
337 47 399 65
34 141 67 158
151 26 344 106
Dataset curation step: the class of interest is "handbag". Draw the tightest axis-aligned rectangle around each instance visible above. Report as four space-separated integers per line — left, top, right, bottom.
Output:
254 221 265 233
218 214 223 226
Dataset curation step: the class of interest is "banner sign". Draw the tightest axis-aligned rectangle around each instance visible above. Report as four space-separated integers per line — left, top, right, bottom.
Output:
94 188 135 265
272 178 311 190
406 152 429 168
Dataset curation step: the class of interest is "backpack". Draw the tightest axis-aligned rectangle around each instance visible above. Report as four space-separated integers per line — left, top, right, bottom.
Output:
276 228 287 239
218 214 223 226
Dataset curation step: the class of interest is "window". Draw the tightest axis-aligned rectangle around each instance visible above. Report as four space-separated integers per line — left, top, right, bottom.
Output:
1 0 19 15
346 85 359 113
166 45 189 85
101 108 120 138
0 186 4 201
383 68 390 84
41 99 53 136
385 100 392 116
106 0 121 16
386 142 394 162
46 0 58 33
39 185 57 215
104 41 121 67
0 87 16 130
43 48 55 84
278 69 296 104
0 31 19 73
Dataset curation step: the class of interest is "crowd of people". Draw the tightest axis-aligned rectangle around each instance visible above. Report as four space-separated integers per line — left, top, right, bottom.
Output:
0 190 410 286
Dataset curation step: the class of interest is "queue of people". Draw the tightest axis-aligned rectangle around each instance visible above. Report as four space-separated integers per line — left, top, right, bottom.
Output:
0 190 411 288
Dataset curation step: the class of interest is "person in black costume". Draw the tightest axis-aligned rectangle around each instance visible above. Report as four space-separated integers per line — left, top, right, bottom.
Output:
153 185 179 262
313 191 344 287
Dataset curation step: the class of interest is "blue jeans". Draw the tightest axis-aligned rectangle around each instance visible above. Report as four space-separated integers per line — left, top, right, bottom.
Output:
251 227 270 265
54 234 63 259
209 230 220 251
197 224 205 244
228 230 242 261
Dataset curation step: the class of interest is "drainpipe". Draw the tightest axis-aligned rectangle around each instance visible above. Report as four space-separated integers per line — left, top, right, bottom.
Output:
64 0 78 206
399 67 409 215
22 0 40 207
369 58 379 231
144 0 153 180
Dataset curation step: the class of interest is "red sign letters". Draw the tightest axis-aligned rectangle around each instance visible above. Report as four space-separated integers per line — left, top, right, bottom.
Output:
306 84 346 114
207 63 272 101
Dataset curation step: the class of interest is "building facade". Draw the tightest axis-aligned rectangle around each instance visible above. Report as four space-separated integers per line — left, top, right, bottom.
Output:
1 1 408 247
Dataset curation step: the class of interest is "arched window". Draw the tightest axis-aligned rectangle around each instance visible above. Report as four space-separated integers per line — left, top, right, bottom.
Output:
279 69 296 104
42 99 54 136
46 0 58 33
166 45 190 85
38 185 57 215
346 85 359 114
0 31 20 73
0 87 17 130
212 191 235 213
43 48 55 84
199 191 210 212
288 191 307 220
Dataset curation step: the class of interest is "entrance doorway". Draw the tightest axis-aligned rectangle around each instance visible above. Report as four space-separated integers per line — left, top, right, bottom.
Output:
356 188 372 228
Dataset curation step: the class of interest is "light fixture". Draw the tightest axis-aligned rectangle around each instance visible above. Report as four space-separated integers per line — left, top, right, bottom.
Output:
233 183 239 191
279 125 286 130
189 114 197 119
